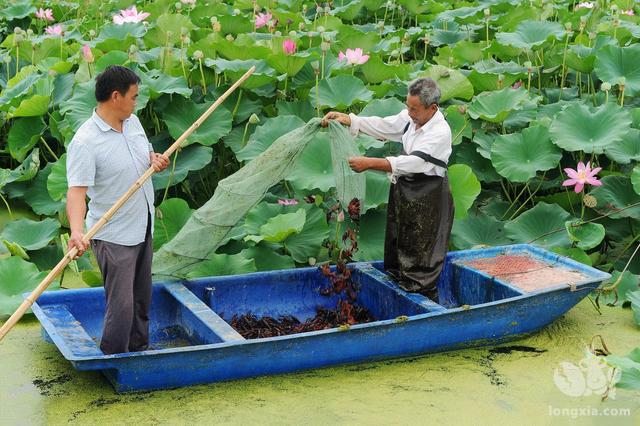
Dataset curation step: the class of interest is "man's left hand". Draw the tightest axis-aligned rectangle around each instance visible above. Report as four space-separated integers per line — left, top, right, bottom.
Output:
348 156 369 173
150 152 170 172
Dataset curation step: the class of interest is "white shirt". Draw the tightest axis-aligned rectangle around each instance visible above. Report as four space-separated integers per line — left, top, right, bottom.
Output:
66 111 155 246
349 109 452 183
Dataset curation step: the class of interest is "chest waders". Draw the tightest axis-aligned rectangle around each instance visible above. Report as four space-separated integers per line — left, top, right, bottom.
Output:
383 122 455 302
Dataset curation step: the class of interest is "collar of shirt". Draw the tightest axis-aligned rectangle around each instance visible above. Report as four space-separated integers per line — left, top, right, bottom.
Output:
408 109 444 135
91 109 131 133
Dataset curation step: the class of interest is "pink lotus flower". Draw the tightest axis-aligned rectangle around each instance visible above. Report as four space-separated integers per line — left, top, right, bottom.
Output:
278 198 298 206
45 24 63 36
512 81 522 89
621 9 634 16
82 45 94 63
255 12 272 29
35 8 54 21
113 6 150 25
563 161 602 193
282 39 296 55
575 2 594 9
338 48 370 66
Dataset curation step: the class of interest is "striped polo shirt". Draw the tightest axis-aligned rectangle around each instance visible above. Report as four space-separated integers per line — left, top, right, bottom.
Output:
66 110 155 246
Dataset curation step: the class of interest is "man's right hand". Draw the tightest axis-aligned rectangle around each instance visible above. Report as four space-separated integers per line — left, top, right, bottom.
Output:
321 111 351 127
68 232 88 259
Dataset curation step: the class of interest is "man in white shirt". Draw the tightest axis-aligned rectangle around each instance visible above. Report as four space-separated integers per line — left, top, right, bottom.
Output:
321 77 454 302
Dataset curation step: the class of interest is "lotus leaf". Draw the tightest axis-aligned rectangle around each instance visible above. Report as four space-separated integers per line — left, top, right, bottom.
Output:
595 44 640 96
162 97 232 147
205 59 276 90
633 165 640 196
448 164 481 220
352 207 386 261
360 55 411 84
186 253 257 278
46 154 67 201
309 75 374 110
283 207 330 263
364 171 390 213
452 141 501 183
360 98 406 118
590 176 640 220
564 221 605 251
245 209 306 244
605 129 640 164
152 144 213 189
8 117 46 162
551 247 592 266
22 164 64 216
238 115 305 162
444 105 471 146
0 218 60 251
451 213 512 250
491 126 561 182
139 70 192 99
495 20 564 49
240 246 295 271
0 256 53 317
596 271 640 306
153 198 193 251
418 65 474 102
467 87 532 123
607 347 640 389
504 202 572 248
59 81 97 132
549 102 632 154
288 133 335 192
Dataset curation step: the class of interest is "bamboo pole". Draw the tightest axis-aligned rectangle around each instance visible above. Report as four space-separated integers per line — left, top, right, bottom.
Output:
0 66 256 342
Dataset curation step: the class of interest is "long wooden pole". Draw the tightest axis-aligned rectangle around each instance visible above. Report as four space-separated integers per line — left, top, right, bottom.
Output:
0 66 256 342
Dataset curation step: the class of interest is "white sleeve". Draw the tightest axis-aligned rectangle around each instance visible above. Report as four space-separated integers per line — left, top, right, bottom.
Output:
386 126 452 182
348 110 411 142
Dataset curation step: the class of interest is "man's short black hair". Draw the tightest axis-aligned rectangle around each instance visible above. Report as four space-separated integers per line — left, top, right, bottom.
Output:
94 65 141 102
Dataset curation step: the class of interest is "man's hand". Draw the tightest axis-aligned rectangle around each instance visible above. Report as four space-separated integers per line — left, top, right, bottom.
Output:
150 152 170 172
321 111 351 127
68 231 88 259
348 156 370 173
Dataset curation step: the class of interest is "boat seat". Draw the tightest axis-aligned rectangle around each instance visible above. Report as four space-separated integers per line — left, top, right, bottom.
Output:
163 282 245 343
41 304 103 357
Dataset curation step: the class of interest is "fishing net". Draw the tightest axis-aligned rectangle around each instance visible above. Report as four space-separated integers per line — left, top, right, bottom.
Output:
152 119 365 278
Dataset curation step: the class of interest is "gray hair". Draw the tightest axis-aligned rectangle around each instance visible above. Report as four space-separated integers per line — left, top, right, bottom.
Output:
408 77 441 107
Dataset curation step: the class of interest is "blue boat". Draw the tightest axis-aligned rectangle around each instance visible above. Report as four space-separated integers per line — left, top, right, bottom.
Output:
30 244 610 393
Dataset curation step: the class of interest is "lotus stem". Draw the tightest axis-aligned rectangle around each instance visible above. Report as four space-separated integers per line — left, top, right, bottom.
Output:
619 85 625 107
508 177 545 220
40 137 59 161
600 243 640 293
161 149 180 205
14 45 19 78
241 122 250 147
231 89 243 118
559 33 570 98
180 39 187 81
198 58 207 94
0 193 13 220
500 182 530 220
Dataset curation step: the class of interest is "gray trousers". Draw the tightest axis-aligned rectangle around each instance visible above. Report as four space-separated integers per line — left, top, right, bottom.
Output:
91 215 153 355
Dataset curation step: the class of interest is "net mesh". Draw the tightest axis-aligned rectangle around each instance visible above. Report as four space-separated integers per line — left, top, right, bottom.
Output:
152 118 366 278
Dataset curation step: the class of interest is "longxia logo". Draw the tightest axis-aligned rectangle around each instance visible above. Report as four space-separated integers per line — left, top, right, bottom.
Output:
553 352 621 399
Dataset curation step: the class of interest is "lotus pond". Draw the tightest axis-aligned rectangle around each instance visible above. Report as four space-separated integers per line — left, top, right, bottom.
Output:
0 0 639 411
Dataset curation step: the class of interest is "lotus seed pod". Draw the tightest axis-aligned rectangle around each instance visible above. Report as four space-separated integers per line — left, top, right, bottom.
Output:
288 30 297 37
26 28 33 37
588 31 596 40
600 82 611 91
13 26 22 34
129 44 138 53
582 194 597 208
13 33 24 43
484 8 490 16
317 26 325 33
166 30 173 38
213 22 221 32
565 22 572 31
225 34 235 41
457 105 467 115
210 16 218 25
89 29 96 38
617 76 626 86
377 21 384 29
324 6 331 13
175 2 182 10
298 22 305 31
3 56 11 64
48 69 57 77
447 57 453 67
192 50 204 60
320 41 330 51
232 8 240 15
181 27 189 36
310 60 320 71
610 4 618 12
498 73 505 82
308 257 316 266
248 113 260 125
302 5 308 13
274 30 282 37
403 33 409 42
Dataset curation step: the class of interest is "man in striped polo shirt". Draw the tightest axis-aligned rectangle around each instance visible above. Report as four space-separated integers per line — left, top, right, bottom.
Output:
66 65 169 354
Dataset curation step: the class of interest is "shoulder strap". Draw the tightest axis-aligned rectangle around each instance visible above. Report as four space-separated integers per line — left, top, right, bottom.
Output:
402 121 410 135
409 150 448 169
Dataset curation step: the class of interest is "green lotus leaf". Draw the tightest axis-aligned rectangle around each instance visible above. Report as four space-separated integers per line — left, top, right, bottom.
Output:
8 95 49 119
212 34 273 61
245 209 306 244
237 115 305 162
0 218 60 251
451 213 512 250
566 44 596 74
152 144 213 189
590 176 640 220
632 165 640 196
266 51 310 77
204 59 276 89
2 240 29 260
309 75 374 110
139 70 192 99
334 25 380 53
504 202 572 248
595 44 640 96
597 271 640 306
217 14 254 36
47 154 67 201
364 171 390 213
288 133 335 192
81 270 103 287
448 164 481 220
491 126 561 182
444 105 471 145
94 51 129 74
452 141 501 183
59 81 97 132
95 23 147 51
0 256 54 317
352 207 386 261
153 198 193 251
495 20 564 49
284 206 330 263
244 202 287 235
471 129 495 160
8 117 46 162
145 13 195 47
186 253 257 279
418 65 474 102
240 245 296 271
607 347 640 389
277 100 317 122
360 55 411 84
605 129 640 164
551 247 592 266
0 0 35 20
564 221 605 251
162 97 232 147
431 28 467 47
22 164 64 216
549 103 632 154
467 87 532 123
360 98 406 117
